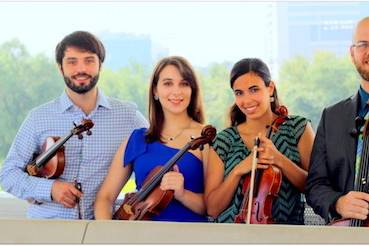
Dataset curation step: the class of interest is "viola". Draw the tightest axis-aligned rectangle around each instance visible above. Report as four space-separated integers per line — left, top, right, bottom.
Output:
234 106 289 224
330 117 369 227
25 119 94 179
113 125 216 220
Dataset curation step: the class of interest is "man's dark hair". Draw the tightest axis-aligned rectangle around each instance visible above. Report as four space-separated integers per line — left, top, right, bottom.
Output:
55 31 105 65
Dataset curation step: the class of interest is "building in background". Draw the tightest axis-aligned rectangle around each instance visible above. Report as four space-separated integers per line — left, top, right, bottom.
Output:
264 2 369 76
276 2 369 64
100 32 168 70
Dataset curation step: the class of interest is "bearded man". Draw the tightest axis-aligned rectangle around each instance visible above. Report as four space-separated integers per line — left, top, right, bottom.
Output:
0 31 148 219
306 17 369 225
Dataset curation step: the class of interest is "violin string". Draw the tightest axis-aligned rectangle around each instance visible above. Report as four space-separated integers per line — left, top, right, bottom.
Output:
361 137 369 226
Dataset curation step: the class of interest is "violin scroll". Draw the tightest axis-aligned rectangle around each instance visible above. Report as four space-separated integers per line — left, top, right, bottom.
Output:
267 106 289 138
73 119 94 139
189 125 216 150
276 105 288 117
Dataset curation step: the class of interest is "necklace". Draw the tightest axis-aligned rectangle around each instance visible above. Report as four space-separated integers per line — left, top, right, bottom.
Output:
162 121 192 141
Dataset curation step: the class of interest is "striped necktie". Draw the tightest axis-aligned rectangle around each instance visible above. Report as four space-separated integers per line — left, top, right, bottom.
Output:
354 109 369 187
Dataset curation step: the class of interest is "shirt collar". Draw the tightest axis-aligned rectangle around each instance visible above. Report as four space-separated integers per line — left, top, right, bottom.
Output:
59 88 111 113
359 85 369 112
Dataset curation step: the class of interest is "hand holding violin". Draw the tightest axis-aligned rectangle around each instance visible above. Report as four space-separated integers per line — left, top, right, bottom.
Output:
51 180 83 208
233 149 268 178
160 165 185 201
257 135 284 167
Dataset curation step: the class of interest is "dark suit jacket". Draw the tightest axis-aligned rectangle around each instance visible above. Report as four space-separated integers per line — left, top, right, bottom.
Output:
306 93 359 223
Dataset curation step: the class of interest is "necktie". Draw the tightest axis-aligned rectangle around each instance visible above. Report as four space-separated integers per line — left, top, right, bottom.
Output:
354 108 369 187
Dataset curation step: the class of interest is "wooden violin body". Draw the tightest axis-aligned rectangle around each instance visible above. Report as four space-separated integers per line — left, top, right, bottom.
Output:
234 165 281 224
113 125 216 220
25 119 94 179
114 166 174 220
26 136 65 178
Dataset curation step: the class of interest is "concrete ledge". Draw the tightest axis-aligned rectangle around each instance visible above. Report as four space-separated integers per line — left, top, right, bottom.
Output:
0 196 28 219
0 219 88 244
83 220 369 244
0 219 368 244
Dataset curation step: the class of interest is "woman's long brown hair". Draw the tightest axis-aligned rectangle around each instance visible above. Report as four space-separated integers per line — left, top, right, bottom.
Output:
146 56 205 142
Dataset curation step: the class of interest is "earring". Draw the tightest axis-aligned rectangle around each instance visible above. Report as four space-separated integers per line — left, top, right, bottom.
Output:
154 95 159 100
270 96 275 102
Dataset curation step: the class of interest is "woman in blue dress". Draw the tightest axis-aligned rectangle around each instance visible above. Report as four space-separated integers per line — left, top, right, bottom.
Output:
95 56 209 222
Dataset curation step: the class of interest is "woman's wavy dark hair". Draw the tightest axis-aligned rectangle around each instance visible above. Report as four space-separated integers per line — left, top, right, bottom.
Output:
229 58 280 126
145 56 205 142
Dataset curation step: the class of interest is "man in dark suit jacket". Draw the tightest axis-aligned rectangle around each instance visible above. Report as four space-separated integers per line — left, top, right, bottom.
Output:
306 16 369 223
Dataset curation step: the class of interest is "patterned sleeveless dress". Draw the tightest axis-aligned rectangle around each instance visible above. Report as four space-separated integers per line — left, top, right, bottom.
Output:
212 115 309 224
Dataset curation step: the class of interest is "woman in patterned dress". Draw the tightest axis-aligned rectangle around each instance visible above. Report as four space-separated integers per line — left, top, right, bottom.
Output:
205 58 315 224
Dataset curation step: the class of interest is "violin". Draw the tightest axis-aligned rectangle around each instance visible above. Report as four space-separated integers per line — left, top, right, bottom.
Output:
25 119 94 179
113 125 216 220
234 106 289 224
330 117 369 227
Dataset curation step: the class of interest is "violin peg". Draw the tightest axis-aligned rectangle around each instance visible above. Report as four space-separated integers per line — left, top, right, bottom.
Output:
199 144 204 151
87 130 92 136
78 134 83 140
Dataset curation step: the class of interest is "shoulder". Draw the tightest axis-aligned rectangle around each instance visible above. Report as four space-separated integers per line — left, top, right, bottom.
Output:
213 126 238 148
106 97 139 112
286 115 310 128
324 94 356 115
216 127 238 141
27 98 60 119
129 127 148 140
126 127 148 150
282 115 312 143
104 97 147 124
124 127 149 166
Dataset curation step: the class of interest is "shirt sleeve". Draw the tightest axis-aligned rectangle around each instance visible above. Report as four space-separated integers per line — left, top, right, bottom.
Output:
134 110 149 129
0 111 54 203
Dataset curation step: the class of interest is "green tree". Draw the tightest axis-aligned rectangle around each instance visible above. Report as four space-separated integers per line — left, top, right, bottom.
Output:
278 51 359 128
99 63 150 116
199 62 233 129
0 39 62 159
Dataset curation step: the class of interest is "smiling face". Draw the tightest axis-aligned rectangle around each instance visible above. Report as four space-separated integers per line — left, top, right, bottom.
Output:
350 18 369 83
154 64 192 117
232 72 274 120
59 46 100 94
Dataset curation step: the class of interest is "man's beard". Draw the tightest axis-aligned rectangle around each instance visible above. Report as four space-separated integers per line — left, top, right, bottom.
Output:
63 73 99 94
354 60 369 82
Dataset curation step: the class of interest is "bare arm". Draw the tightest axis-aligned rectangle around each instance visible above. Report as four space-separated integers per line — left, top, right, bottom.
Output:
272 122 315 192
94 140 132 219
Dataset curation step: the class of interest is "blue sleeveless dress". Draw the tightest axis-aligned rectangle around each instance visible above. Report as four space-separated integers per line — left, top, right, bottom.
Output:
123 128 207 222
